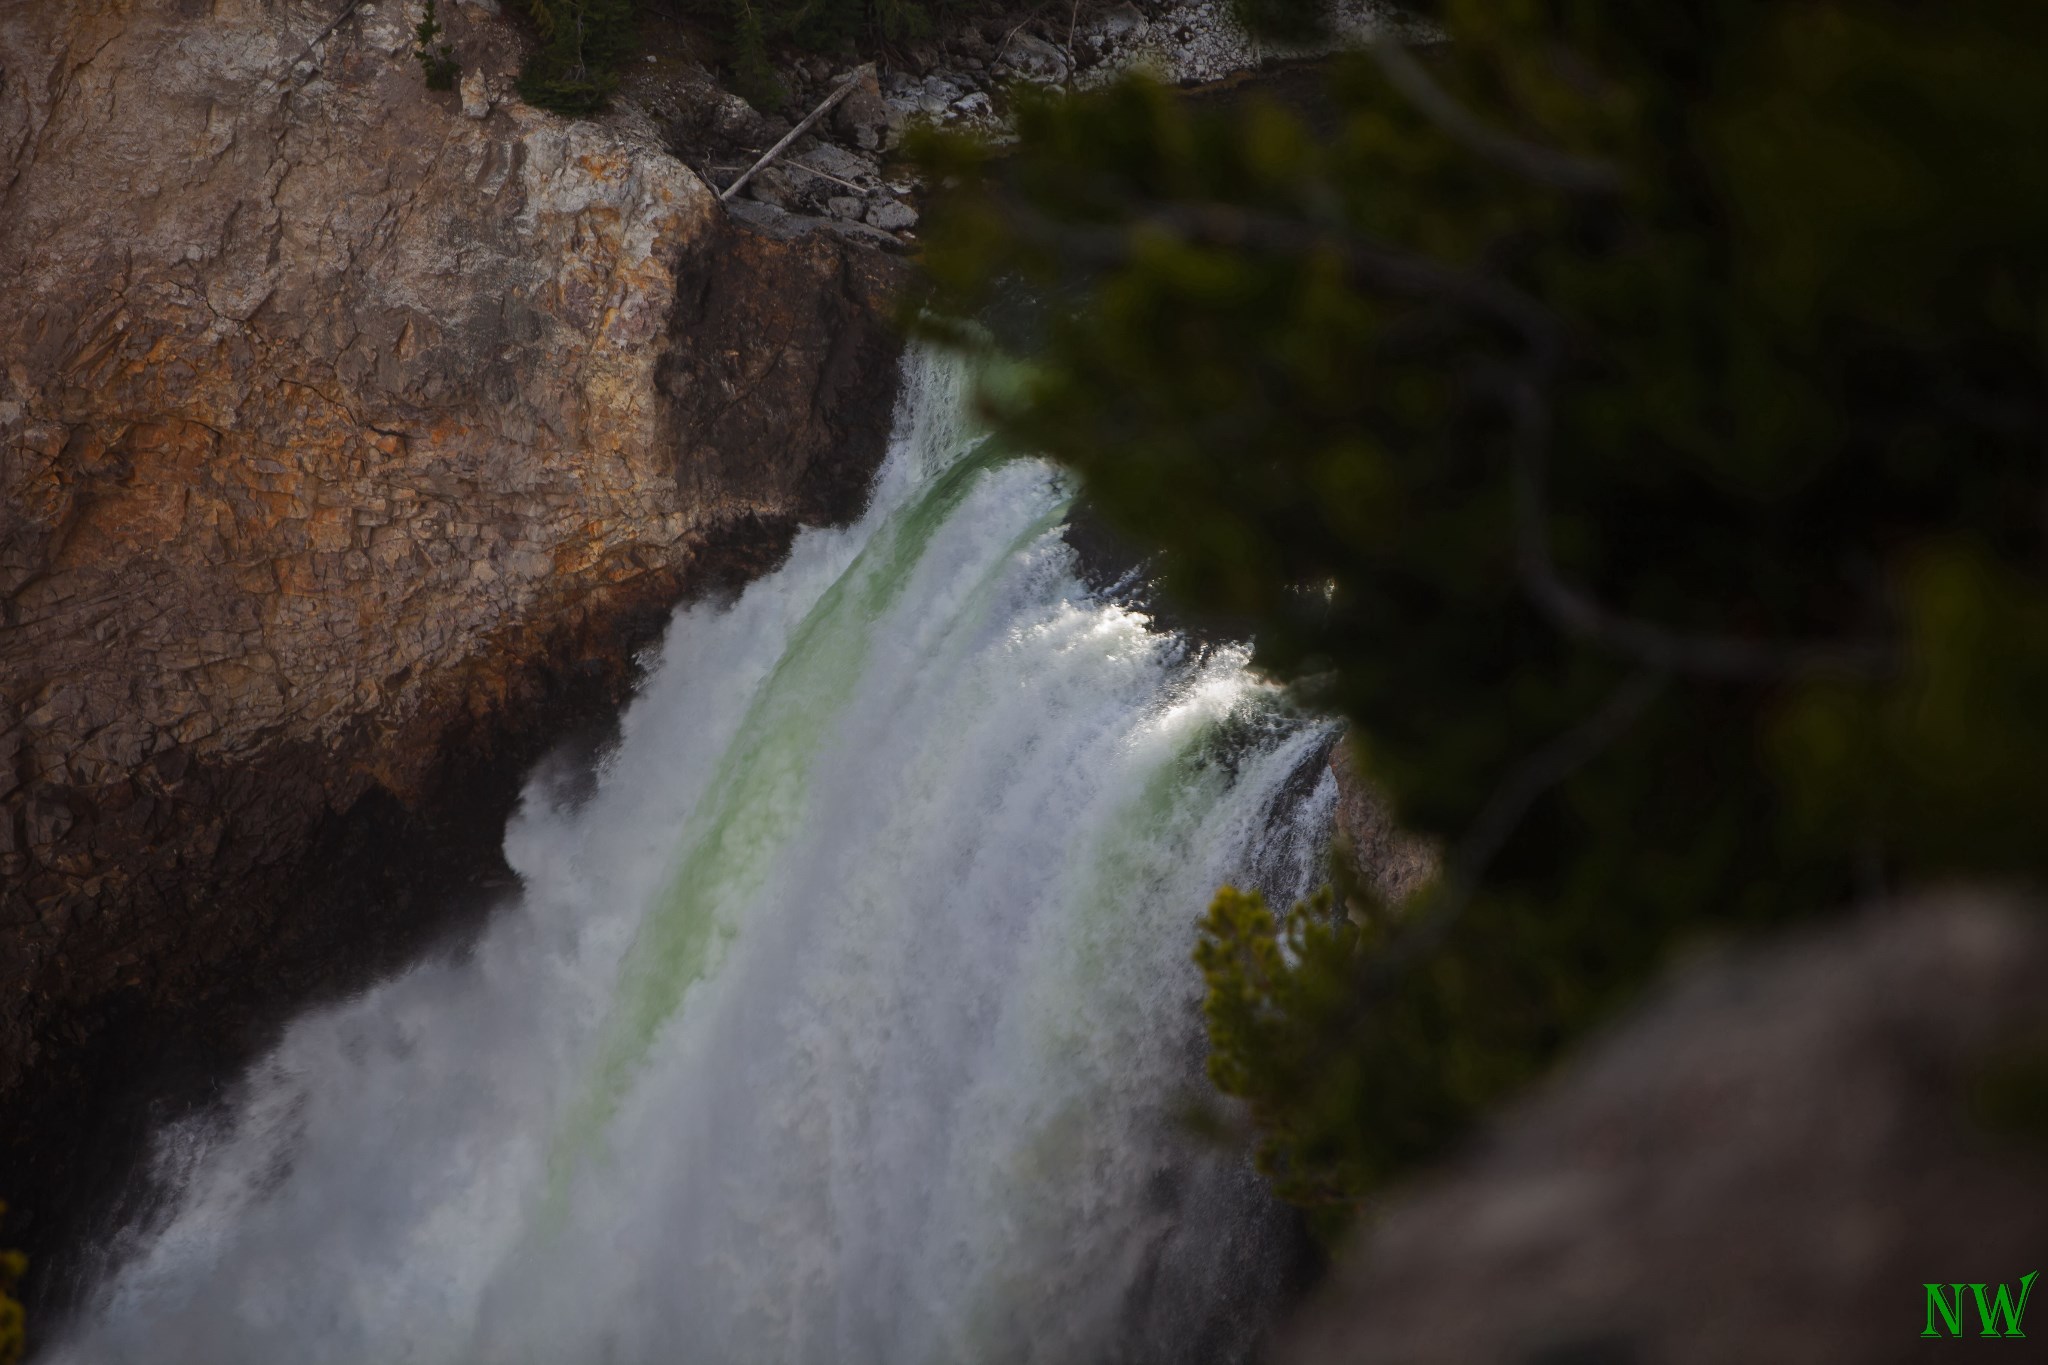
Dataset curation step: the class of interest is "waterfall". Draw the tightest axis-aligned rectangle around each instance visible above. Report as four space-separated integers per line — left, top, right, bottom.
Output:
52 350 1337 1365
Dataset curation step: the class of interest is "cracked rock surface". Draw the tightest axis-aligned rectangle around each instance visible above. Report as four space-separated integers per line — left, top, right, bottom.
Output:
0 0 906 1266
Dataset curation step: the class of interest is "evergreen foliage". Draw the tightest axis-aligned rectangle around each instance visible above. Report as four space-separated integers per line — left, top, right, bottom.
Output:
504 0 965 116
689 0 958 106
728 0 787 110
916 0 2045 1230
733 0 952 55
413 0 461 91
516 0 638 115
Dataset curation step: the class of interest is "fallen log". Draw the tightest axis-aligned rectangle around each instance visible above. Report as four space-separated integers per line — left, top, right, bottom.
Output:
720 65 876 204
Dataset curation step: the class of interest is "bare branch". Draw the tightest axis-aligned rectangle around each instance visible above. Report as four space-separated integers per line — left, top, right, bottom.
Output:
775 159 871 195
1499 375 1897 680
1366 38 1622 196
721 65 873 203
995 4 1056 66
712 160 869 195
1000 197 1563 351
987 185 1893 684
1372 668 1666 976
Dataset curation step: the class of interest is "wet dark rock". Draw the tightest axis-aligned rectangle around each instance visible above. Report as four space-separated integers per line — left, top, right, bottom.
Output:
1327 740 1437 909
660 216 910 535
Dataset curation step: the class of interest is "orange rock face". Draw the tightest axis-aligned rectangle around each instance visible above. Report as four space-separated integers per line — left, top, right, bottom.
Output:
0 0 906 1260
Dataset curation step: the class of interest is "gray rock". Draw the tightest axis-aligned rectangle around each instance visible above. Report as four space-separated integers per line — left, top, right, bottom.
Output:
1003 32 1071 82
722 197 809 239
832 68 891 151
865 198 919 231
822 218 909 251
798 142 877 185
826 195 866 221
746 164 807 211
458 68 491 118
1277 892 2048 1365
1097 3 1145 38
712 93 770 143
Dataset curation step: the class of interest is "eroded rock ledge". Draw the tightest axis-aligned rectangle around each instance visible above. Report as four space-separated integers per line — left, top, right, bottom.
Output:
0 0 907 1275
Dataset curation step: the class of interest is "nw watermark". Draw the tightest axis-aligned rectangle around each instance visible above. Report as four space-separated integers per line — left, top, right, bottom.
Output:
1923 1272 2037 1339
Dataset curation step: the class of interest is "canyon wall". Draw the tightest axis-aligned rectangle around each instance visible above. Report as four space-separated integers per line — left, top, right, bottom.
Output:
0 0 907 1269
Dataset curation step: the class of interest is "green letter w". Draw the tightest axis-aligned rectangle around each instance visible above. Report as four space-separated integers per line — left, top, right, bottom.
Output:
1972 1271 2038 1338
1925 1283 1967 1337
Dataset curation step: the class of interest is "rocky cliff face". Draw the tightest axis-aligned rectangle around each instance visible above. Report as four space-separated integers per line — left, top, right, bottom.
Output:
1327 739 1436 910
0 0 906 1271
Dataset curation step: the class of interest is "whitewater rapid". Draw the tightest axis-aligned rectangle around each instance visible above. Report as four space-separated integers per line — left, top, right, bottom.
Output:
53 351 1336 1365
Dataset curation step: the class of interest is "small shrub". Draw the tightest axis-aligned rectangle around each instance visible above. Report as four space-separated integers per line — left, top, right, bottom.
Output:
413 0 461 90
516 0 637 116
916 0 2045 1233
729 0 786 111
683 0 956 109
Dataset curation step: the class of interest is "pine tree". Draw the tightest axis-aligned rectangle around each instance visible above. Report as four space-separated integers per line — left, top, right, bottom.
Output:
915 0 2046 1228
412 0 460 91
516 0 638 115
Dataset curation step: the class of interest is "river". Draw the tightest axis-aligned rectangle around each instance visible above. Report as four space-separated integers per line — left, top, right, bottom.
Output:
51 349 1334 1365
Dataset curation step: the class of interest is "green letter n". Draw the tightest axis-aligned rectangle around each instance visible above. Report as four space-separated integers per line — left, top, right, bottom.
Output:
1925 1283 1967 1337
1972 1271 2038 1338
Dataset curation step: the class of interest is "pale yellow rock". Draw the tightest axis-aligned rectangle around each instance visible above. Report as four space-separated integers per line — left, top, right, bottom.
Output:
0 0 724 780
460 67 492 118
0 0 908 1179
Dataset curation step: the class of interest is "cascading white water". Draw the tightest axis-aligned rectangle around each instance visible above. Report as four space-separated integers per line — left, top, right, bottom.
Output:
53 350 1336 1365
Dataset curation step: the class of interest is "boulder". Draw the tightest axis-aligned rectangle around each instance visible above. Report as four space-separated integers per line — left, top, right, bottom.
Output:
866 198 919 232
795 141 879 186
833 67 892 151
1278 892 2048 1365
747 163 809 210
1003 32 1072 82
459 67 491 118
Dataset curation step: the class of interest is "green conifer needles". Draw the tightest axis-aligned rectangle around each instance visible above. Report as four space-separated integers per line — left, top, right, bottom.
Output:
413 0 460 90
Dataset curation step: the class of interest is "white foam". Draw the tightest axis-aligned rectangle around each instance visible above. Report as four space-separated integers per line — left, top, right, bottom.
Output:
54 349 1332 1365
